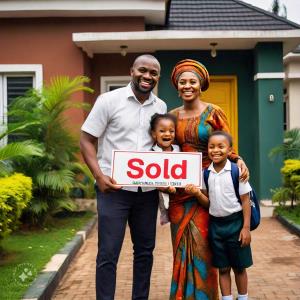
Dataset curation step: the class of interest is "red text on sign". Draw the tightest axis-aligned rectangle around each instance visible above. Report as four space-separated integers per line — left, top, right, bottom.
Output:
127 158 187 179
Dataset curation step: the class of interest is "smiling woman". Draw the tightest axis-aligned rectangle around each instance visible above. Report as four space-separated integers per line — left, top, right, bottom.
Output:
167 58 250 300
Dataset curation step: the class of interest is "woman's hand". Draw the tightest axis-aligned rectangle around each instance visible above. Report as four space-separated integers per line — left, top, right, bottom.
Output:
237 159 249 182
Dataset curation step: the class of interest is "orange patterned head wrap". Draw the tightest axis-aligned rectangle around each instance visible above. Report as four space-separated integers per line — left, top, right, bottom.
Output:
171 59 210 91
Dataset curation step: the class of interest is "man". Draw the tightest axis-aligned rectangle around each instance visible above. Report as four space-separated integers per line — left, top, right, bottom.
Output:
80 54 167 300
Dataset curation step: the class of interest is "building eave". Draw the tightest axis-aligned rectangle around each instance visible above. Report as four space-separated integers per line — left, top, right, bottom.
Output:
0 0 166 25
72 29 300 57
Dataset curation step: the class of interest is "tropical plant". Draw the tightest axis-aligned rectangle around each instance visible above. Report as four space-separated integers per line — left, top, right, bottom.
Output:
7 76 93 224
0 140 42 176
272 159 300 208
269 128 300 160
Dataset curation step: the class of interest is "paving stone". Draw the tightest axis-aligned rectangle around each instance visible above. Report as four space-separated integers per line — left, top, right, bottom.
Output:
53 217 300 299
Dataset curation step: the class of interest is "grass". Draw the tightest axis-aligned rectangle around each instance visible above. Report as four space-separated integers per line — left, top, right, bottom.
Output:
275 204 300 225
0 211 95 300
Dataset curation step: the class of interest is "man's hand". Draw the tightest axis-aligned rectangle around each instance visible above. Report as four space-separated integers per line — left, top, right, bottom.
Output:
239 227 251 247
237 159 249 182
96 174 122 193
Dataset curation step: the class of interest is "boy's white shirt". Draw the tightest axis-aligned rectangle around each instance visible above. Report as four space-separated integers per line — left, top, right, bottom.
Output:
151 143 180 209
202 159 252 217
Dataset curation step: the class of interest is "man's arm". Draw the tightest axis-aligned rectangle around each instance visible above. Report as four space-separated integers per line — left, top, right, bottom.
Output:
80 131 121 193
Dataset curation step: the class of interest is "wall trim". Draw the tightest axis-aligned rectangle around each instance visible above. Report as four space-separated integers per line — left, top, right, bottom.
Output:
253 72 285 81
100 76 131 94
0 64 43 89
285 72 300 80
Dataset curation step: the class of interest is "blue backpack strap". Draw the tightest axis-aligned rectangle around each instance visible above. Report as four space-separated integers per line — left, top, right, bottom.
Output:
230 162 241 203
203 168 210 193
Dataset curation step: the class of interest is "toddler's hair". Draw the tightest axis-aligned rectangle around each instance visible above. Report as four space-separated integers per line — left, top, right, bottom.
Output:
150 113 177 131
208 131 233 147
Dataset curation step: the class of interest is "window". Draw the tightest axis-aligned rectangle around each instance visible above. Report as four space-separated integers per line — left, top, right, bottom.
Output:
283 88 289 131
0 64 43 146
100 76 131 93
100 75 158 94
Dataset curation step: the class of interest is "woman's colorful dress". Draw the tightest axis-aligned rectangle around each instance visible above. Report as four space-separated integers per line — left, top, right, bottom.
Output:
169 104 238 300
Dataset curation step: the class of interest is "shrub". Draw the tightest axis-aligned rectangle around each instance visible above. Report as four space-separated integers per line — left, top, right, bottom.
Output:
269 128 300 160
272 159 300 208
7 76 93 225
0 173 32 243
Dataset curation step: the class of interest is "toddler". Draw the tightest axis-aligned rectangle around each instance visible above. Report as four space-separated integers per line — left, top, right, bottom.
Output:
150 113 179 225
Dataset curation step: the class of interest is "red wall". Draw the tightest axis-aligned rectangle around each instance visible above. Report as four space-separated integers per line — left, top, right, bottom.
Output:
0 17 145 130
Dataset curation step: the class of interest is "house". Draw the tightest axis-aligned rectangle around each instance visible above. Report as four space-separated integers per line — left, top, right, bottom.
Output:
284 45 300 129
1 0 300 199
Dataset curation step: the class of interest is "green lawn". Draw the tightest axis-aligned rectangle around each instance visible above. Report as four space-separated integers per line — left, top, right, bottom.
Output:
275 205 300 225
0 211 95 300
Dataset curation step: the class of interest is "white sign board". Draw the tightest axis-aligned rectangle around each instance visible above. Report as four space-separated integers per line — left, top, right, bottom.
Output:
111 150 202 188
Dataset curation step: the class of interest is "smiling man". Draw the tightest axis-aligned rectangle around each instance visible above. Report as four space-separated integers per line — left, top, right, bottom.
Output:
80 54 167 300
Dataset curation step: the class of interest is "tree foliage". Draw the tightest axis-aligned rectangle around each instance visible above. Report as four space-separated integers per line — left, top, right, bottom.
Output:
269 128 300 160
271 0 287 18
7 76 94 224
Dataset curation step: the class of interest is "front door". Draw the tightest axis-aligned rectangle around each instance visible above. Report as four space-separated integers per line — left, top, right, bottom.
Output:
202 76 238 150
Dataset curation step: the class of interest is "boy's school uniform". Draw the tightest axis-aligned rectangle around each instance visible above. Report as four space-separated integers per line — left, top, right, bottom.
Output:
202 159 253 269
202 159 252 217
152 144 180 225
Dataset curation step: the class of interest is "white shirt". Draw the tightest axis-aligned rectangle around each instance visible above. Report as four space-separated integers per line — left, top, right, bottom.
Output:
202 159 252 217
152 143 180 208
81 84 167 192
151 144 181 152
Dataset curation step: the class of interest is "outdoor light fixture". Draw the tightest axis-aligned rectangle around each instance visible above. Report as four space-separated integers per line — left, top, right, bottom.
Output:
210 42 217 58
120 45 128 56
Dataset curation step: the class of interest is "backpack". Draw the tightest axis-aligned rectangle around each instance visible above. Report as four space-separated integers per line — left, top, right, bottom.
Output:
203 161 260 231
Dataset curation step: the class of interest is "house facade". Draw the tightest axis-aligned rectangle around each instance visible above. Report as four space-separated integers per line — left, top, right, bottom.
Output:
1 0 300 199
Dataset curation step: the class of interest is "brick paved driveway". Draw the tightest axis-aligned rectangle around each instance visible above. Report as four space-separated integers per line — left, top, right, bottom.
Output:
53 217 300 299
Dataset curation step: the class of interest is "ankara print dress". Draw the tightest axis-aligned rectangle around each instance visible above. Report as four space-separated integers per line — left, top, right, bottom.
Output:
168 104 238 300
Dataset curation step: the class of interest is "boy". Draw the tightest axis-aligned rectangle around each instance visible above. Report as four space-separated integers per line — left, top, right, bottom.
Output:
185 131 252 300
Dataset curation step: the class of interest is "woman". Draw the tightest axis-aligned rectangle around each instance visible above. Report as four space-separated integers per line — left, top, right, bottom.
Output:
168 59 249 299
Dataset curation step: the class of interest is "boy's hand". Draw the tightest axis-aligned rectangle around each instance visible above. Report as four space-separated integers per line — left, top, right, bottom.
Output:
157 186 176 194
185 184 201 197
239 227 251 247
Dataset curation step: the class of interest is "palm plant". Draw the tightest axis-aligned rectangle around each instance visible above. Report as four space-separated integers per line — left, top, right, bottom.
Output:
8 76 93 224
269 128 300 160
0 140 42 176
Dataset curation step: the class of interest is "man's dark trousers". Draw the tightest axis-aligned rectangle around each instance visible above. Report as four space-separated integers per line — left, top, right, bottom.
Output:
96 187 159 300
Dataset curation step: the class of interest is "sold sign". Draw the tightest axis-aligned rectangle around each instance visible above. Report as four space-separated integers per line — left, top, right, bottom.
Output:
111 150 202 188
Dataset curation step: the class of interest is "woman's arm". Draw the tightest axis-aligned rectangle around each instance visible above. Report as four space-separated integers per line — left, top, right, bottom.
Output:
210 105 249 181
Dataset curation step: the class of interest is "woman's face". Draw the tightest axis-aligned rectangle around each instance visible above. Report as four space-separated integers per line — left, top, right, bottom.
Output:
177 71 201 102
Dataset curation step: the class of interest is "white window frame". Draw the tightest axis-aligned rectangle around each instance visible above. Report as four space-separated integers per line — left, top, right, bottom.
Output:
100 76 131 94
100 75 158 94
0 64 43 146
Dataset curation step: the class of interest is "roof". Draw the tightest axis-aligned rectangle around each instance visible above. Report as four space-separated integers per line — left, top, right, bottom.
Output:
156 0 300 30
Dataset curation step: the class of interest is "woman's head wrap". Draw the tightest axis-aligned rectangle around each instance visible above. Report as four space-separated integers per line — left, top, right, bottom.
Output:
171 59 210 91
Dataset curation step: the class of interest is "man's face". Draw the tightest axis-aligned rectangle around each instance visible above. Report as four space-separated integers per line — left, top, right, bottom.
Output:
130 57 160 94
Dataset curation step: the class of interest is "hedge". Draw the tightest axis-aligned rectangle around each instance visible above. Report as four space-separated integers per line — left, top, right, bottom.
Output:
0 173 32 241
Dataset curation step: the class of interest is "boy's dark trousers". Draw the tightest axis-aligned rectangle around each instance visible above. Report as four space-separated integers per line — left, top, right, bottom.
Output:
95 187 159 300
